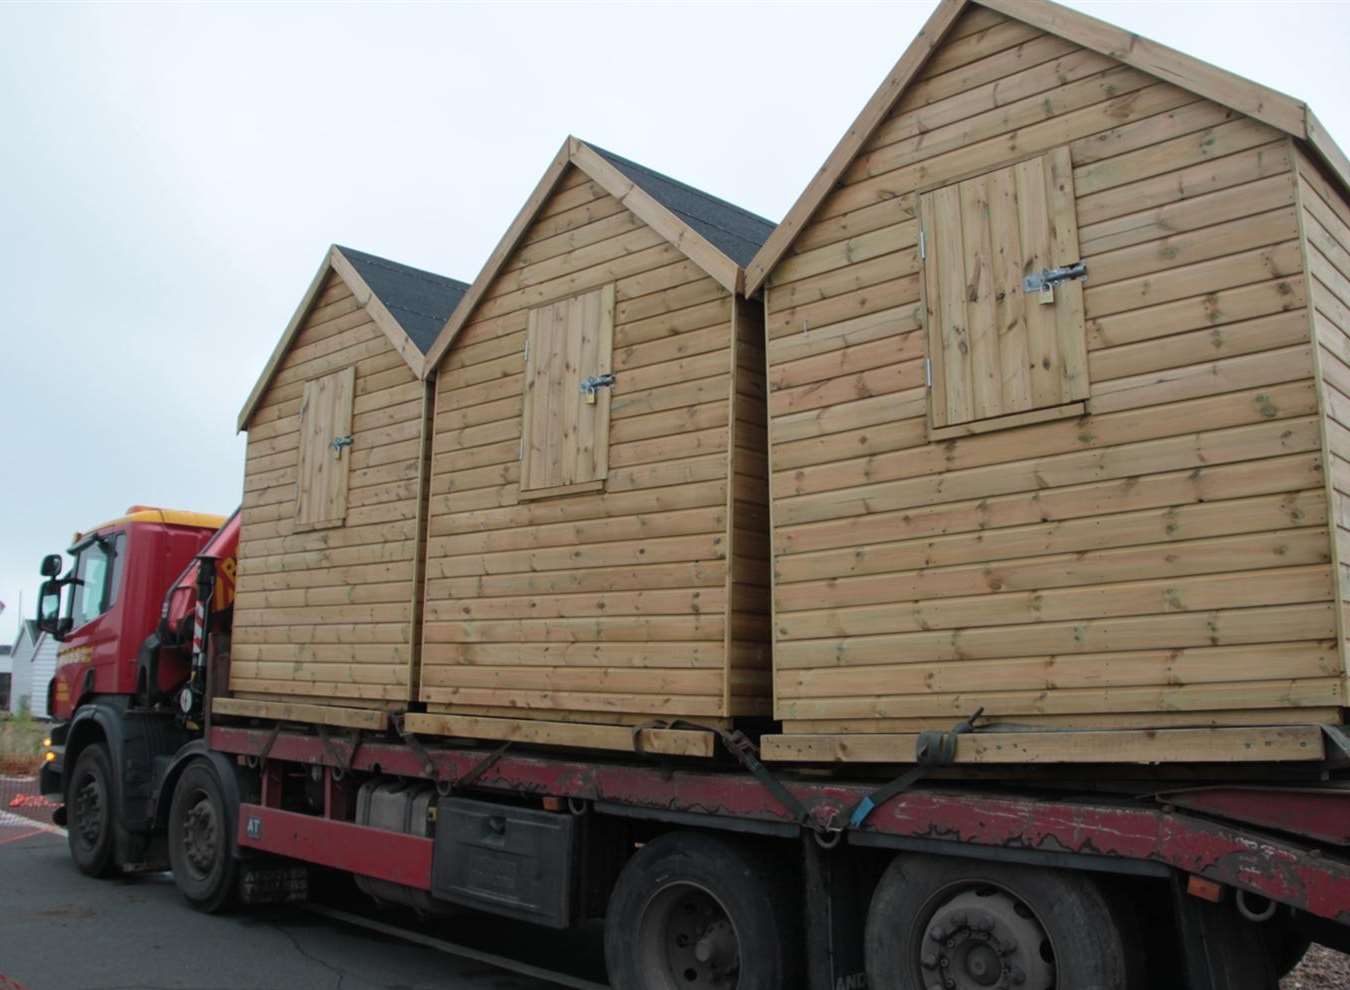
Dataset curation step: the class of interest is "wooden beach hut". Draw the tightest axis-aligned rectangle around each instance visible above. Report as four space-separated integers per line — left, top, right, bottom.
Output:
404 138 776 756
222 246 468 730
746 0 1350 763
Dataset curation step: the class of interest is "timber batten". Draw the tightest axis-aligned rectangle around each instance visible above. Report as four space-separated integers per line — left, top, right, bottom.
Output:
757 0 1350 761
419 138 775 735
226 247 468 715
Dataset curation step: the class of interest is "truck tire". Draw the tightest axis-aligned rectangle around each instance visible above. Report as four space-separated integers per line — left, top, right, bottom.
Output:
66 744 116 878
604 831 801 990
167 760 238 913
865 855 1128 990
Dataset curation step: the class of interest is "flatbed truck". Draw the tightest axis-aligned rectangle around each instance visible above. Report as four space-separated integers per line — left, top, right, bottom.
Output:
32 506 1350 990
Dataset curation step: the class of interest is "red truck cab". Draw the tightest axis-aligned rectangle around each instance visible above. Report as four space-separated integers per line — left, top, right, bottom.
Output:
39 506 228 719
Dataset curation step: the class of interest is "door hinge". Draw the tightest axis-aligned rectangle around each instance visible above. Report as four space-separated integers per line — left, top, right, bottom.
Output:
522 338 529 362
923 357 932 389
518 438 523 461
918 230 926 260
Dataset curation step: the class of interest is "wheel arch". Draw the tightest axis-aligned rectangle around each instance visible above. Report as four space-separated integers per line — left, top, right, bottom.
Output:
63 699 130 800
153 742 248 857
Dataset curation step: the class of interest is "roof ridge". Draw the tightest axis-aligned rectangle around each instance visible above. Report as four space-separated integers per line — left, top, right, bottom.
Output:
584 143 775 231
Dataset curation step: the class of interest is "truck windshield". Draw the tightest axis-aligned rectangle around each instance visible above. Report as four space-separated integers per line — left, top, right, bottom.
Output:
67 532 126 629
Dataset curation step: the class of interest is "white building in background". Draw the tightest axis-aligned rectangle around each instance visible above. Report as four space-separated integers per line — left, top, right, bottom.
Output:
10 620 57 718
0 644 11 710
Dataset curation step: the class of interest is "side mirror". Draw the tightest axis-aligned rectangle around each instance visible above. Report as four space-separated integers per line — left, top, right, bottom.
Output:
36 579 64 639
40 554 63 578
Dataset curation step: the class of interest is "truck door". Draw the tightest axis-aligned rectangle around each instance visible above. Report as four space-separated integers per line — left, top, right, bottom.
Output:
52 531 127 716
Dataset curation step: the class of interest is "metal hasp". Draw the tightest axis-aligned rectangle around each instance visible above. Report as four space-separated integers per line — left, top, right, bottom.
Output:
330 434 353 457
580 373 616 400
1023 262 1087 294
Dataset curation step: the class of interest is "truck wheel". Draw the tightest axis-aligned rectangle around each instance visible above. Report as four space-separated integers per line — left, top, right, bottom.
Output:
865 856 1127 990
604 831 801 990
66 744 116 877
168 760 237 913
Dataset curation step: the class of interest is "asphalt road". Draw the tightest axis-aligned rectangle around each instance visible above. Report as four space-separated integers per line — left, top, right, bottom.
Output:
0 824 607 990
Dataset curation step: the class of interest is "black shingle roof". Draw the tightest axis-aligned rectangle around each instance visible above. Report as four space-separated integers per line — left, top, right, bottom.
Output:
587 145 776 268
337 247 469 355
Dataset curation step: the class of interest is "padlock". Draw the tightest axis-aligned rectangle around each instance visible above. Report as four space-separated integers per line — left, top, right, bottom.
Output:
1038 283 1055 305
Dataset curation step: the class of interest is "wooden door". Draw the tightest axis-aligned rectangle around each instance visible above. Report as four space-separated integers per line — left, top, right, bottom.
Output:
920 146 1088 430
519 284 615 497
294 365 355 530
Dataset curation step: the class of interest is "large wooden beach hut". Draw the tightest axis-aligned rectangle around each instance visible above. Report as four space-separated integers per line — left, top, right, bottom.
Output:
745 0 1350 763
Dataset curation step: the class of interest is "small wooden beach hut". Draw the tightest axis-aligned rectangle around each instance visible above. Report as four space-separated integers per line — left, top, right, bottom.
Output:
222 246 468 730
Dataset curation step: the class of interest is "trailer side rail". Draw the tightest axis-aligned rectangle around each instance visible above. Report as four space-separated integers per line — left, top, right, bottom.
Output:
210 726 1350 925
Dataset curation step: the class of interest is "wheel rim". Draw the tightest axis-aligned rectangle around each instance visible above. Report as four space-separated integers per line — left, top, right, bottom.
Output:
913 885 1056 990
179 789 220 881
637 881 741 989
72 769 105 852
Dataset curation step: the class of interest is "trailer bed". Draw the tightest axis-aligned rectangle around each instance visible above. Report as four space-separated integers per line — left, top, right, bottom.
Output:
209 725 1350 926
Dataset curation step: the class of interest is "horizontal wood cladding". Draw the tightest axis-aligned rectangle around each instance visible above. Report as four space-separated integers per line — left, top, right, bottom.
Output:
421 167 769 725
763 6 1341 741
231 271 425 706
1298 147 1350 698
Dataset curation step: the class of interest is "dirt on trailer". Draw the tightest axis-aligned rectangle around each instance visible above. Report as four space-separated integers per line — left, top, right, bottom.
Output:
1284 944 1350 989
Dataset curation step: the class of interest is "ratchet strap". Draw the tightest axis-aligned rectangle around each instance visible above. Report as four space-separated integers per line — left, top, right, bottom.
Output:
633 719 818 831
846 708 984 829
456 740 513 790
256 721 285 765
393 714 438 779
393 714 513 792
316 726 361 773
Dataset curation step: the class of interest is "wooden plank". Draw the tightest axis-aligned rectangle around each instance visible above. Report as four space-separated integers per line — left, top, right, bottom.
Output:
1015 153 1060 408
1045 145 1088 401
988 163 1030 413
212 696 390 731
784 707 1342 733
961 171 1000 420
1078 141 1292 229
593 283 615 482
932 184 970 425
976 0 1308 137
761 726 1326 764
773 601 1335 671
402 712 714 757
778 639 1338 699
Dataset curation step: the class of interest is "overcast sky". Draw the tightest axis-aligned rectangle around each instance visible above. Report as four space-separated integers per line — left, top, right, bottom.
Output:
2 1 1348 650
